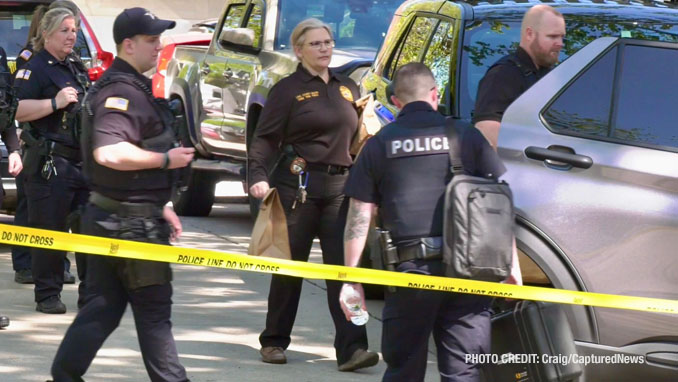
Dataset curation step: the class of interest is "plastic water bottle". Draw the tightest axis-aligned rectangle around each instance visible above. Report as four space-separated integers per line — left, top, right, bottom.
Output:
341 284 369 326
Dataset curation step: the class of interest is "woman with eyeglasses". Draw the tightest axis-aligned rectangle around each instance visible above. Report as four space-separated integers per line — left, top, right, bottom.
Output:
248 18 378 372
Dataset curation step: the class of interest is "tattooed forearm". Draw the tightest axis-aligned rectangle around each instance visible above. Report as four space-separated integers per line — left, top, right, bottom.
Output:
344 199 372 241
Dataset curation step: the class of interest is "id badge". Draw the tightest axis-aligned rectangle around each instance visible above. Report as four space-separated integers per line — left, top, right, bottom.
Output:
290 157 307 175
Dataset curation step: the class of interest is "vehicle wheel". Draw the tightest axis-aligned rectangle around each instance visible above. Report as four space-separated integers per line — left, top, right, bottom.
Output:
172 170 216 216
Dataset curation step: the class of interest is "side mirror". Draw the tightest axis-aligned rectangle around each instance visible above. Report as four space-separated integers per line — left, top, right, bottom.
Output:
219 27 256 48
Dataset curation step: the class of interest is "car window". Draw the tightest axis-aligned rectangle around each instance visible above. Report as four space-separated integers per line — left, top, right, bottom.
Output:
542 47 617 139
387 17 438 79
74 30 92 60
0 10 33 71
246 2 263 49
614 44 678 150
422 20 454 102
460 14 678 119
275 0 400 50
222 3 247 30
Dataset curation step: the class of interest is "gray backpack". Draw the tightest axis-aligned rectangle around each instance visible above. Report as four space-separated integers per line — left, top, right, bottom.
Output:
442 121 514 281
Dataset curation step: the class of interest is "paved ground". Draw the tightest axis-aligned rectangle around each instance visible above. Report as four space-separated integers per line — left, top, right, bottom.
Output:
0 204 439 382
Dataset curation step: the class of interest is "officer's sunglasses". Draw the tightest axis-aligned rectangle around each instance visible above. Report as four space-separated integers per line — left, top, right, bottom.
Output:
307 39 335 50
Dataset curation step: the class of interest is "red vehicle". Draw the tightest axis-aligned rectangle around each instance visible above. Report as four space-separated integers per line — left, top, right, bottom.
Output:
152 31 212 99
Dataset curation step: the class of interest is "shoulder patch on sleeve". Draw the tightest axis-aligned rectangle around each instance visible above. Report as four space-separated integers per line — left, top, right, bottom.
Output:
104 97 129 111
20 50 32 60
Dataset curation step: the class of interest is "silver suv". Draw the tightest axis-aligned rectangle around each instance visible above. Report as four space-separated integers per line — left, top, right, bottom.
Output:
499 36 677 381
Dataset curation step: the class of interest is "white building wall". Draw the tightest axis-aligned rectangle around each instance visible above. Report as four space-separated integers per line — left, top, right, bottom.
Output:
73 0 225 53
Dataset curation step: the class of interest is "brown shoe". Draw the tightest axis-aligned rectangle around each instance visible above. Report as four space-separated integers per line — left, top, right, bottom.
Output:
260 346 287 364
338 348 379 372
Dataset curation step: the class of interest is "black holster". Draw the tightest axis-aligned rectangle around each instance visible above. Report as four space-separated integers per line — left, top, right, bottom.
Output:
90 193 172 290
377 229 398 293
20 130 48 175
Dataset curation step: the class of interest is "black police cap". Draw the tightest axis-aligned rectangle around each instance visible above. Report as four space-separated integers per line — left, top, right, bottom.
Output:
113 8 176 44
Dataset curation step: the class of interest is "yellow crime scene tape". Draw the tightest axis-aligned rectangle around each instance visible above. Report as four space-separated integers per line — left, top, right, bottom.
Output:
0 223 676 315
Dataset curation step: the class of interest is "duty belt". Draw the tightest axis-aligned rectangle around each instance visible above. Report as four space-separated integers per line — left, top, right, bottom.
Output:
89 192 164 218
51 142 81 162
281 156 350 175
396 236 443 262
305 163 350 175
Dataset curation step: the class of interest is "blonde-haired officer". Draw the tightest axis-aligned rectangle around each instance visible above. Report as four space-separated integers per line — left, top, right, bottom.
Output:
248 17 378 371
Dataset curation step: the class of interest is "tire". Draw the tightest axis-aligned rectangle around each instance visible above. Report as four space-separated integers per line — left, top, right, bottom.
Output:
172 170 216 216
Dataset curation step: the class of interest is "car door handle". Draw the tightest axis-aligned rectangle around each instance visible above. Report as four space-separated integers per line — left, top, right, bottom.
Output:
524 145 593 170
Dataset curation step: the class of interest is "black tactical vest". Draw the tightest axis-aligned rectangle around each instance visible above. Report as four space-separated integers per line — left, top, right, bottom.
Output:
378 121 452 245
489 53 541 89
81 72 177 193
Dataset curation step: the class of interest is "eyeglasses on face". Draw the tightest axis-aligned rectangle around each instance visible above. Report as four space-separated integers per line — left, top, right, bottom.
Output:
306 39 335 50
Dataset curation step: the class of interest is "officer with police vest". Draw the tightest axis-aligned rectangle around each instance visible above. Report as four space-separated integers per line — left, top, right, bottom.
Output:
473 5 565 148
14 7 90 314
340 62 522 381
50 8 194 382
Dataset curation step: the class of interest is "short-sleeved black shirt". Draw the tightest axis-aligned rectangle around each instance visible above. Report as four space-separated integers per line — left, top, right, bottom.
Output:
89 57 171 203
248 64 359 184
14 49 86 148
472 47 551 124
16 44 35 71
344 101 506 245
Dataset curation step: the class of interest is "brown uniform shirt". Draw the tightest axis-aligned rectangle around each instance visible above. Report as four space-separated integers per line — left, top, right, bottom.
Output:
248 64 359 184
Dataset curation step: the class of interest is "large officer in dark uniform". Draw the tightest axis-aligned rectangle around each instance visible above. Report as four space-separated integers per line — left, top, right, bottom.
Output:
50 7 194 382
14 7 90 314
473 5 565 148
341 63 521 381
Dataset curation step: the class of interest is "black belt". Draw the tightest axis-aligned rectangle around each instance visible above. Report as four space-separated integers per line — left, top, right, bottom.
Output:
279 154 350 175
89 192 163 217
51 142 81 162
396 236 443 262
305 163 350 175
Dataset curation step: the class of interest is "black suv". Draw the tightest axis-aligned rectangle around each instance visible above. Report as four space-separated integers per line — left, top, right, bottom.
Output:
362 1 678 380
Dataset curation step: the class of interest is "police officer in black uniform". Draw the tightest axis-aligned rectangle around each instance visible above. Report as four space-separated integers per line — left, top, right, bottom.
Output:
473 4 565 148
13 2 81 285
248 18 377 371
341 63 522 381
14 7 90 314
50 7 194 382
9 3 47 286
1 44 23 330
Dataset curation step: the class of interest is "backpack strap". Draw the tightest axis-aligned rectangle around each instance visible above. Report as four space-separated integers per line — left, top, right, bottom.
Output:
445 118 465 175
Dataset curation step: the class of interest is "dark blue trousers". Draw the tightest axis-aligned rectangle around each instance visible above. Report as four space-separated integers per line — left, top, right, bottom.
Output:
25 156 87 302
51 204 188 382
382 260 492 382
10 171 31 270
12 170 74 273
